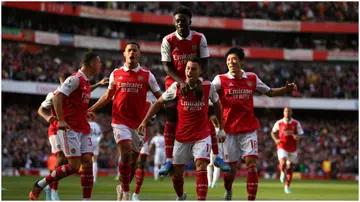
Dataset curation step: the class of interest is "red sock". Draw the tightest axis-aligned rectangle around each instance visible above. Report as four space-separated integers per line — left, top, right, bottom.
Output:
286 169 293 186
49 181 59 190
119 163 131 192
247 166 258 201
223 172 235 192
134 168 145 194
80 164 93 199
196 169 208 200
209 122 219 155
172 175 184 197
45 164 77 184
164 121 175 159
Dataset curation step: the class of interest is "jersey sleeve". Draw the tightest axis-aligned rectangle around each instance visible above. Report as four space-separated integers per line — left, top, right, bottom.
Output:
255 75 271 94
199 34 210 58
161 37 172 62
212 75 222 91
150 137 155 145
272 121 280 133
148 72 161 92
296 122 304 135
41 92 54 109
59 76 80 97
161 82 178 101
209 83 219 103
108 71 115 89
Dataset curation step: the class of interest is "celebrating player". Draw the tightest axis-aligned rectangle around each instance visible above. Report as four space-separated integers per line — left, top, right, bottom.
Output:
212 47 298 200
138 56 225 200
88 42 162 201
29 52 102 200
271 107 304 194
149 132 166 181
160 5 228 175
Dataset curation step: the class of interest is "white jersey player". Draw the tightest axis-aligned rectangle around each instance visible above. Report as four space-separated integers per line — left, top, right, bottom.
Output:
207 116 224 188
149 133 165 180
89 121 103 183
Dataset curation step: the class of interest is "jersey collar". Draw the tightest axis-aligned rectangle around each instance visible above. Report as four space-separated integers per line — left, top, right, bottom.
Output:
226 70 247 79
123 63 141 72
175 30 192 40
283 118 293 124
78 70 89 81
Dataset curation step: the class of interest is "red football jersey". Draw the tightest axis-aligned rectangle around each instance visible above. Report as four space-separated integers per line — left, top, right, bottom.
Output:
213 72 270 134
161 31 210 89
272 118 304 152
109 65 160 129
162 80 219 143
59 70 91 134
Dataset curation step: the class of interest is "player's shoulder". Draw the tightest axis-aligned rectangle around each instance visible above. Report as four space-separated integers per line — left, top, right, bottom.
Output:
164 32 177 41
191 30 205 38
291 118 301 124
202 80 212 86
245 71 258 77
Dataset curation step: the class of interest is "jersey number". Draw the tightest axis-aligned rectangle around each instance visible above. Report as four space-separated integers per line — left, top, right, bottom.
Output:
250 140 257 149
88 137 92 146
206 144 210 152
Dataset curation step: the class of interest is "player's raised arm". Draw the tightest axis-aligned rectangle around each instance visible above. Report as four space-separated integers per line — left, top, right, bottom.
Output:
90 77 109 92
38 92 56 123
264 81 298 97
88 72 116 112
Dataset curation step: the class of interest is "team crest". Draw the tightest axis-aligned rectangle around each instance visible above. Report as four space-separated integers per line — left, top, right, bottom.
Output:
71 148 76 154
137 76 143 81
57 144 61 149
192 45 197 52
247 81 253 87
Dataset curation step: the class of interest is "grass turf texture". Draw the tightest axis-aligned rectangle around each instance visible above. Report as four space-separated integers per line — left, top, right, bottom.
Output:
2 176 358 200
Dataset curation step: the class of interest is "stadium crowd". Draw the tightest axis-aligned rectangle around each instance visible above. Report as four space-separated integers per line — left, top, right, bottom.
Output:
65 2 358 22
2 42 358 99
3 7 358 50
2 103 358 178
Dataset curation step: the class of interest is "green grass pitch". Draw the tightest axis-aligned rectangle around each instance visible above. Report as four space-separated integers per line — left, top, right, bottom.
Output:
1 176 358 200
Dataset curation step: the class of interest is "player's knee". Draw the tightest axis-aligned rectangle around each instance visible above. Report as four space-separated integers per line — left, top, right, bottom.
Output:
245 157 257 167
121 152 132 164
81 154 93 165
196 160 209 170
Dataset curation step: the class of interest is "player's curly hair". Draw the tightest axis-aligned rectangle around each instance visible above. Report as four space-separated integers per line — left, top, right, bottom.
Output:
126 41 140 50
82 52 99 66
226 47 245 60
173 6 193 19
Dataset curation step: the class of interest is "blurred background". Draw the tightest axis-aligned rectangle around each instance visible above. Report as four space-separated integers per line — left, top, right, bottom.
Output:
1 1 358 182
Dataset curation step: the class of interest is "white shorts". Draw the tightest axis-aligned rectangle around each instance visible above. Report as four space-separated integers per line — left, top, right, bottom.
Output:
140 141 149 156
112 124 144 153
154 150 166 165
277 148 298 164
173 136 211 165
49 135 62 155
91 136 100 156
223 131 258 163
57 129 93 158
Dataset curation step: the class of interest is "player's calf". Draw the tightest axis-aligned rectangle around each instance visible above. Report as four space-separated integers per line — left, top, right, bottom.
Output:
195 160 209 200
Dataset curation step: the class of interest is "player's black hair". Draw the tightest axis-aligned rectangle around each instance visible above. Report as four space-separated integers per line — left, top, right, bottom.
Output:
82 52 99 66
225 47 245 61
173 6 193 19
187 55 202 67
126 41 140 50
